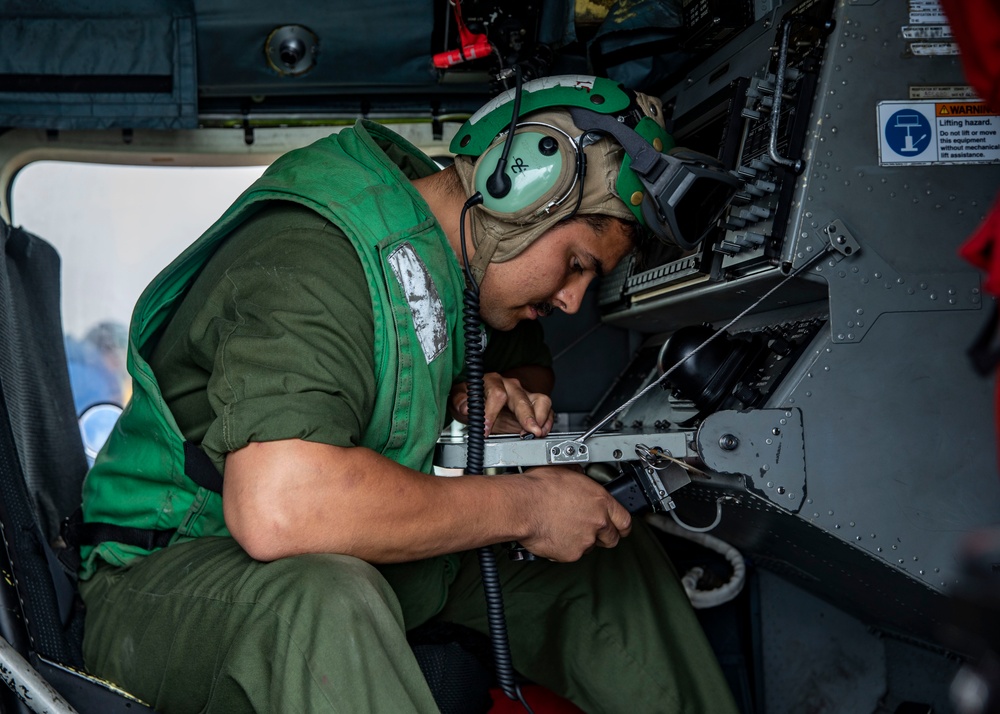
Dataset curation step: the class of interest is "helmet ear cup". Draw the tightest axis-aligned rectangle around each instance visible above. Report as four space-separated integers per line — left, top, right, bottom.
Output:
472 123 579 220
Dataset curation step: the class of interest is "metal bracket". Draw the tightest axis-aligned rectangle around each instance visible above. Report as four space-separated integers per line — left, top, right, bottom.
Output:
547 439 592 464
823 219 862 257
696 408 806 512
434 430 693 470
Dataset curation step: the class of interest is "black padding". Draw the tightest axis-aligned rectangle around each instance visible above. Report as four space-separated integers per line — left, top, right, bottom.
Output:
408 622 495 714
0 221 88 542
0 380 82 667
0 218 161 710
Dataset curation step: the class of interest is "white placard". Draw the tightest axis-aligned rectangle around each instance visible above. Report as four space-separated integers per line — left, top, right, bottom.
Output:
877 100 1000 166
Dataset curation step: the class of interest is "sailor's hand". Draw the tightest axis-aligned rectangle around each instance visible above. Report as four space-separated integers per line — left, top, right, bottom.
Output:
516 466 632 562
449 373 554 437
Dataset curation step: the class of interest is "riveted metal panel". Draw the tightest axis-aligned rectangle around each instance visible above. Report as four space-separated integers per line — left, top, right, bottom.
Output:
588 0 1000 651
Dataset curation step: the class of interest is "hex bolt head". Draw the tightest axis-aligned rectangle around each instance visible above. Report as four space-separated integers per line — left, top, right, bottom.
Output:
719 434 739 450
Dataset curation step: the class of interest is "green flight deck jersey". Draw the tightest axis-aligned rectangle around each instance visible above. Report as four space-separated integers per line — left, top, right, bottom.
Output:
80 121 469 577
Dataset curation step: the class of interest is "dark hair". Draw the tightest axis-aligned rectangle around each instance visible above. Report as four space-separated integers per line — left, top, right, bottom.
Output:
574 213 653 267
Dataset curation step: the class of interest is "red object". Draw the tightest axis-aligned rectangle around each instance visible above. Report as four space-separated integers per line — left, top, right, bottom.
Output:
432 0 494 68
959 194 1000 297
940 0 1000 298
487 685 586 713
940 0 1000 470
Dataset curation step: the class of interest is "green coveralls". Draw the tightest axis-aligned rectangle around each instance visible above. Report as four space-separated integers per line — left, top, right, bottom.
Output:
79 121 738 713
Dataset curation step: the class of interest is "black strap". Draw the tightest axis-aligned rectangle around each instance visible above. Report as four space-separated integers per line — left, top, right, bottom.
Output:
60 442 220 552
61 507 175 551
568 106 668 181
184 440 223 493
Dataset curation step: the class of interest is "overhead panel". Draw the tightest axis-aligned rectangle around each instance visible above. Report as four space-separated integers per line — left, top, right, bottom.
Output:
0 0 197 130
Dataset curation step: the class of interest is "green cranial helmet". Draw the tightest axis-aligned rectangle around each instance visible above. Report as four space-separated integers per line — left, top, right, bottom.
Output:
451 75 741 262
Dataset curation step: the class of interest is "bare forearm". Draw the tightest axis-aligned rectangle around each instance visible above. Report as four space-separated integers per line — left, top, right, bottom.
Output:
224 439 531 563
223 438 631 565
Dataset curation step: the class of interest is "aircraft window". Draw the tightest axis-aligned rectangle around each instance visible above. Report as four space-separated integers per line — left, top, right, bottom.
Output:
11 161 267 415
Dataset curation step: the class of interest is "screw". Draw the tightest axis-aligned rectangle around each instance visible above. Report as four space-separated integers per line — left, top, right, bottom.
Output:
719 434 739 450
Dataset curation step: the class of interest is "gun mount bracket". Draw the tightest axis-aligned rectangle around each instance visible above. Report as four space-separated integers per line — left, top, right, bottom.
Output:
697 408 807 512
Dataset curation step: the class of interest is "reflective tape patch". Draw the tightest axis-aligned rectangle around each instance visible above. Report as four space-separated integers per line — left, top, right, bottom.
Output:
387 243 448 363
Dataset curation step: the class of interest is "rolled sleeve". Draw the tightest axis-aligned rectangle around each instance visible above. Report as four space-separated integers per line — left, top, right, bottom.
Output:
157 204 378 464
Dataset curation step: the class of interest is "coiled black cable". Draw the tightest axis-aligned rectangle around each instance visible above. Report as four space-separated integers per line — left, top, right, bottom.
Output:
459 196 535 714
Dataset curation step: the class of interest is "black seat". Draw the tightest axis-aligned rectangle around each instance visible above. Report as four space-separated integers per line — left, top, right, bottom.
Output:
0 218 155 712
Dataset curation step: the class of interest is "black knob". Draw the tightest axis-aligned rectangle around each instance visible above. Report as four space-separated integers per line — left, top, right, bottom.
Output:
767 336 793 356
538 136 558 156
279 38 306 68
734 384 759 405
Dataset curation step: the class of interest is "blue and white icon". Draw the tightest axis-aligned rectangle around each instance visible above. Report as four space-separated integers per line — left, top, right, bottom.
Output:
885 110 931 156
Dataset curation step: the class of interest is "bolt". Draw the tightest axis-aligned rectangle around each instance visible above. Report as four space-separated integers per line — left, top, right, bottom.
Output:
719 434 739 451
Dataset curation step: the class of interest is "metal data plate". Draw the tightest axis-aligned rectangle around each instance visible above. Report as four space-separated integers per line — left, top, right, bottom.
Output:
434 430 693 470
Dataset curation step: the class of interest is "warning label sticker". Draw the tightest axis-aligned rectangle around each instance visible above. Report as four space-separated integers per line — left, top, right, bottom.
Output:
878 100 1000 165
909 85 978 100
909 41 960 56
908 0 947 24
901 25 952 40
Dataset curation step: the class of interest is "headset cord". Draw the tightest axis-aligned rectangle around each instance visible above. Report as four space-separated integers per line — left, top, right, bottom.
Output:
459 196 535 714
